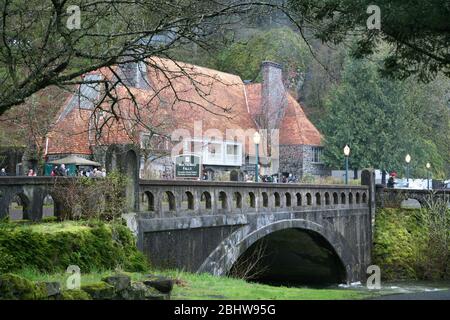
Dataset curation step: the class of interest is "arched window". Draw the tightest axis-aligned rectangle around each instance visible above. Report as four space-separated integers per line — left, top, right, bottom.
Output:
356 192 361 204
306 193 312 206
262 192 269 208
274 192 281 207
200 192 212 210
7 193 29 220
145 191 154 211
362 193 367 203
325 192 330 205
42 194 55 217
233 192 242 209
341 193 346 204
349 193 353 204
247 192 256 208
219 191 228 209
296 193 302 206
285 193 292 207
184 191 194 210
315 193 321 205
163 191 175 212
333 192 338 205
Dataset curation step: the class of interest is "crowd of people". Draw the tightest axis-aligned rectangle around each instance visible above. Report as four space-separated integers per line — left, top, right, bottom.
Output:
0 165 107 177
78 167 107 178
50 164 107 177
243 173 299 183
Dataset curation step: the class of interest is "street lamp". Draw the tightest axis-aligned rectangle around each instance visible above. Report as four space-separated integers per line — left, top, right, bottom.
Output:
426 162 431 190
253 132 261 183
405 154 411 186
343 145 350 185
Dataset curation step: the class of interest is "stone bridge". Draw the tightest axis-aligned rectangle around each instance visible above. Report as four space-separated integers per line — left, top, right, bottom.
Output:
0 171 376 284
375 185 449 208
135 170 376 284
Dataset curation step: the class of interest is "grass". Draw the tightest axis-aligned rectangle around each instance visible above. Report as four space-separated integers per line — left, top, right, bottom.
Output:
14 268 376 300
1 220 90 234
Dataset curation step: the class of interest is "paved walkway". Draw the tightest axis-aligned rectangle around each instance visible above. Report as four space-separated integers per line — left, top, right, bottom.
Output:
373 289 450 300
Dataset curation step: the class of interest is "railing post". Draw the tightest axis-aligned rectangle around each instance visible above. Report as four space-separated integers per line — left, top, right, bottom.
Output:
361 169 376 240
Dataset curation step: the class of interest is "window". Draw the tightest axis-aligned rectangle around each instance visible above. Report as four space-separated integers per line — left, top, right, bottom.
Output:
311 147 323 163
207 142 222 158
227 144 239 155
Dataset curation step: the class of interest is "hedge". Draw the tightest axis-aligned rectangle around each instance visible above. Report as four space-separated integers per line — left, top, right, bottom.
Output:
0 221 149 274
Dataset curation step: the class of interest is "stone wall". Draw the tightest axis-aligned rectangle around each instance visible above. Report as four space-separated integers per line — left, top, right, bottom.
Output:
301 145 331 177
279 144 304 177
279 144 331 179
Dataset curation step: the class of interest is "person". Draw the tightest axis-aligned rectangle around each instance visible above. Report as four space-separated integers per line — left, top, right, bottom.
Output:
59 164 67 176
0 168 7 176
288 173 295 183
51 166 57 176
387 173 396 188
27 169 37 176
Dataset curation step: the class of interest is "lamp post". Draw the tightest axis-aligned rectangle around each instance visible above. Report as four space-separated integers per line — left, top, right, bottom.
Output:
405 154 411 187
344 145 350 185
253 132 261 183
426 162 431 190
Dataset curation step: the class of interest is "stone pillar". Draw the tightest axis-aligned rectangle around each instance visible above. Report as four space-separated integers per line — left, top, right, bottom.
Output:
361 169 375 241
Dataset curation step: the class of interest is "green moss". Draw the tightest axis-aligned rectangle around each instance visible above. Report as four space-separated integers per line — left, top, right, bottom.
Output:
0 221 149 274
0 273 47 300
59 289 91 300
81 282 115 300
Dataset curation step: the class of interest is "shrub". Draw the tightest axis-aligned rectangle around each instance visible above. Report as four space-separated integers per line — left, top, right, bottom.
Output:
373 207 449 281
50 170 128 221
0 222 149 274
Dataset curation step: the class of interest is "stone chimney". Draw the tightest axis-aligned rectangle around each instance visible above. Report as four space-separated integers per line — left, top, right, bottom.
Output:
260 61 287 130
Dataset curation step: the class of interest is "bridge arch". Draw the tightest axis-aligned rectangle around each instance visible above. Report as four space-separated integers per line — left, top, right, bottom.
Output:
2 191 31 220
198 219 358 284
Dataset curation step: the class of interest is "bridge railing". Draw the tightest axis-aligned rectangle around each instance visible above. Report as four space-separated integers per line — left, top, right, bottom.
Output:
376 184 450 208
138 180 369 218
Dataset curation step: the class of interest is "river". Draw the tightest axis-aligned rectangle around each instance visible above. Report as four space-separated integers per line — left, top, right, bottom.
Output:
333 280 450 299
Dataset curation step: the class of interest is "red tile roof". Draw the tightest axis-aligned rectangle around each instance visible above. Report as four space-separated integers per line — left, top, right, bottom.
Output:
46 58 322 156
245 83 322 146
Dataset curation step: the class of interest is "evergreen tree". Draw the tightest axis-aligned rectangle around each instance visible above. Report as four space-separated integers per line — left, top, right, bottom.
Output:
320 57 449 178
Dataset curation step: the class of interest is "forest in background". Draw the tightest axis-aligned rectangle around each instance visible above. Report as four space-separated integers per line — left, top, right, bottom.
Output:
0 1 449 178
167 11 450 179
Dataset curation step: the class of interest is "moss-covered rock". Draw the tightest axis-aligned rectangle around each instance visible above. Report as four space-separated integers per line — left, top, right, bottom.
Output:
81 282 115 300
0 273 47 300
143 276 173 294
39 281 61 297
102 274 131 292
59 289 91 300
